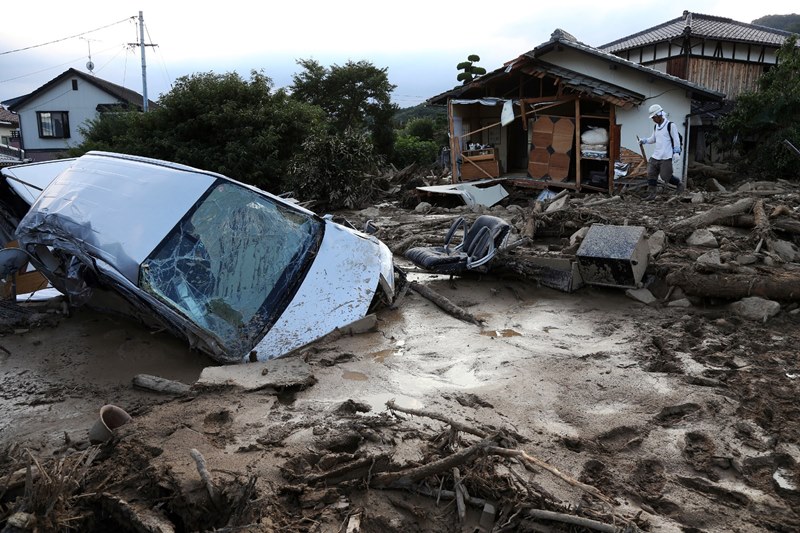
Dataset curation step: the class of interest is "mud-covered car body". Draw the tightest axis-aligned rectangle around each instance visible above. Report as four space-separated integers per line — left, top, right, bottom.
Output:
7 152 396 363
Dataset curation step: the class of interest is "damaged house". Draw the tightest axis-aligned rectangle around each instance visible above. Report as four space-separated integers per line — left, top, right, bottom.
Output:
428 29 723 194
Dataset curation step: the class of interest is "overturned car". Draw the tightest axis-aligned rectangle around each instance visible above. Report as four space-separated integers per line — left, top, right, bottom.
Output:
4 152 398 363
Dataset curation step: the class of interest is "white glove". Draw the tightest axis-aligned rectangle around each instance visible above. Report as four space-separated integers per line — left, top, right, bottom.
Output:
672 153 680 166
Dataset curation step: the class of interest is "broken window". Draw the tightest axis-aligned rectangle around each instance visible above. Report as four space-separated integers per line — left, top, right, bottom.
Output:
140 181 323 355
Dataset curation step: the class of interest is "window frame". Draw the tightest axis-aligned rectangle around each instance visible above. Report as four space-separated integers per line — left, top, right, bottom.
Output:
36 111 70 139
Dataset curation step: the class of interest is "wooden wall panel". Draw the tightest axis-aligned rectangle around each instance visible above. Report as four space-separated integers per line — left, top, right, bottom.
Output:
687 59 766 98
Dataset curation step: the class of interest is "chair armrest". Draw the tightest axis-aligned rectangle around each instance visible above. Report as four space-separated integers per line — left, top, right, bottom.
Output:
443 217 468 253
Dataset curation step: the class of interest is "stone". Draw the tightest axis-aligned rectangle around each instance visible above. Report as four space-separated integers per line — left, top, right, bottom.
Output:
667 298 692 308
770 240 798 262
569 226 590 247
736 254 758 265
690 192 704 203
625 288 657 305
648 230 667 258
545 196 568 213
729 296 781 322
687 229 719 248
359 207 380 218
196 357 315 392
414 202 432 213
696 249 722 267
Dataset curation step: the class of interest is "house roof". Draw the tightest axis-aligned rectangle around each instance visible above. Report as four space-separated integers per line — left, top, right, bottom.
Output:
427 28 724 107
530 29 724 101
600 11 795 53
7 68 157 112
0 107 18 127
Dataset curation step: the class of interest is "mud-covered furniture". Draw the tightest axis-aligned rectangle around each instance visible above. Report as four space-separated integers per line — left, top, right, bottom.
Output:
405 215 511 275
460 148 500 181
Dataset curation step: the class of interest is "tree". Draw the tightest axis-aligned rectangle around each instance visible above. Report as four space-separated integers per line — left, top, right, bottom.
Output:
71 70 323 192
720 36 800 178
291 59 398 158
457 54 486 84
285 128 382 210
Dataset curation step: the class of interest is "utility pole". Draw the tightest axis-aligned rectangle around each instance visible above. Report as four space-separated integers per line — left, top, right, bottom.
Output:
129 11 157 112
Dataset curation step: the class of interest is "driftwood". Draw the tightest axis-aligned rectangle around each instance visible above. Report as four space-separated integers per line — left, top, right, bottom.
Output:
190 448 222 509
132 374 191 395
666 268 800 300
722 215 800 236
487 447 613 505
370 439 492 489
453 467 466 524
96 493 176 533
669 197 755 233
409 281 483 326
386 400 612 504
526 509 630 533
582 195 622 209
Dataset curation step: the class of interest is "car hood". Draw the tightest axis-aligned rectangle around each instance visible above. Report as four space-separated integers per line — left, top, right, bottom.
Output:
249 219 394 361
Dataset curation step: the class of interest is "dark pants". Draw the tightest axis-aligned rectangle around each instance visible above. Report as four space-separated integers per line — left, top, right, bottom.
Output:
647 158 681 187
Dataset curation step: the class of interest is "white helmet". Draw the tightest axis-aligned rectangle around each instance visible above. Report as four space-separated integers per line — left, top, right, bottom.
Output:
648 104 663 118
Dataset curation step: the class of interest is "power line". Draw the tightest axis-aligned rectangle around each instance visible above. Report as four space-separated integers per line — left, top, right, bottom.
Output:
0 17 134 56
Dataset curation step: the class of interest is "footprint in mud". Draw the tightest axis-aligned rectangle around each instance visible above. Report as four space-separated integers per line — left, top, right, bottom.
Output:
595 425 645 452
579 459 622 495
683 431 719 481
654 403 701 426
203 409 234 435
631 458 667 500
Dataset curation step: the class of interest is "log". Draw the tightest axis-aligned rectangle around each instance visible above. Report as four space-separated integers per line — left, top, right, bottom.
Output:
721 215 800 236
370 439 492 489
409 281 483 326
97 493 176 533
132 374 191 395
666 268 800 300
526 509 624 533
669 197 755 233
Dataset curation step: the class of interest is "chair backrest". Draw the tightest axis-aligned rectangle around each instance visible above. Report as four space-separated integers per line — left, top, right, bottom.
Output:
463 215 511 268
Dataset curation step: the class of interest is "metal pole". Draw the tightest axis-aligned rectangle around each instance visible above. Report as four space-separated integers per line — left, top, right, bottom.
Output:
139 11 148 112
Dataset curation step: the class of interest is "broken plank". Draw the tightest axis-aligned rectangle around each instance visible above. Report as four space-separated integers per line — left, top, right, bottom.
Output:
409 281 483 326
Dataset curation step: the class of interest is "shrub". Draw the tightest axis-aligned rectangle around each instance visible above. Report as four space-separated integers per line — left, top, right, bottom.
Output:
286 128 383 210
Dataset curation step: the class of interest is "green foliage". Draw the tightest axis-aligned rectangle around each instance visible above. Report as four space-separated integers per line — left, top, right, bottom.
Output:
392 135 439 168
286 128 383 210
290 59 398 158
72 70 323 192
393 103 446 128
720 36 800 178
456 54 487 84
752 14 800 33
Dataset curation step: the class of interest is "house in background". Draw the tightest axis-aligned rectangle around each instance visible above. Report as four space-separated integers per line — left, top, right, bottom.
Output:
599 11 796 100
4 68 154 162
0 107 25 168
427 29 722 193
599 11 797 162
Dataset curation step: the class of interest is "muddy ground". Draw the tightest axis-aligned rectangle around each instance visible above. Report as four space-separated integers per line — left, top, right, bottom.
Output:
1 177 800 532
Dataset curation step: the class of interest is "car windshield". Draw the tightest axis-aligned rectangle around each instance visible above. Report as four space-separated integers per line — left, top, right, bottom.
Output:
139 181 323 355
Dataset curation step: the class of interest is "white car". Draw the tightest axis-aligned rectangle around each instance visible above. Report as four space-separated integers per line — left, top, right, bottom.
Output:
4 152 398 363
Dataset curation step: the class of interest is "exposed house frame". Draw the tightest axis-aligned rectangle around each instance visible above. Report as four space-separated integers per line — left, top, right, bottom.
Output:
429 29 722 193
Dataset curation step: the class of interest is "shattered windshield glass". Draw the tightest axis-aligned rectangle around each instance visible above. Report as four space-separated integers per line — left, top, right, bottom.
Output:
140 181 323 355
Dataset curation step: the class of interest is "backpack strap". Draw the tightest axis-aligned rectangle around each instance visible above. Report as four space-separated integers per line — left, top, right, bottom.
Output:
654 121 678 150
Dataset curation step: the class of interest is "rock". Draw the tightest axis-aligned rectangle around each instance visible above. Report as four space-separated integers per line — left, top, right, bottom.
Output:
736 254 758 265
729 296 781 322
648 230 667 258
690 192 704 203
697 249 722 267
359 207 380 218
506 204 524 213
195 357 316 392
569 226 590 247
414 202 432 213
668 298 692 308
687 229 719 248
545 196 568 213
625 288 656 305
770 240 798 262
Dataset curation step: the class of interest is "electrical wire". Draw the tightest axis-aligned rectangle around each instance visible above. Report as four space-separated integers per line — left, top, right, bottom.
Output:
0 17 134 56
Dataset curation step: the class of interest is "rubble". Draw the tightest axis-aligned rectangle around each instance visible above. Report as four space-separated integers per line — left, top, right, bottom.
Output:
2 167 800 532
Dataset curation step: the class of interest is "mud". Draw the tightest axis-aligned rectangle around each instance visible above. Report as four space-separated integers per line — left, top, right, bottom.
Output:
2 192 800 532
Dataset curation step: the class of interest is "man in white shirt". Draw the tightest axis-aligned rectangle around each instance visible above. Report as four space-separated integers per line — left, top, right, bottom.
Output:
639 104 684 200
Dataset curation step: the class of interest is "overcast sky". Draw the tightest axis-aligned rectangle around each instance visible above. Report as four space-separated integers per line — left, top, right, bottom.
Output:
1 1 797 109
